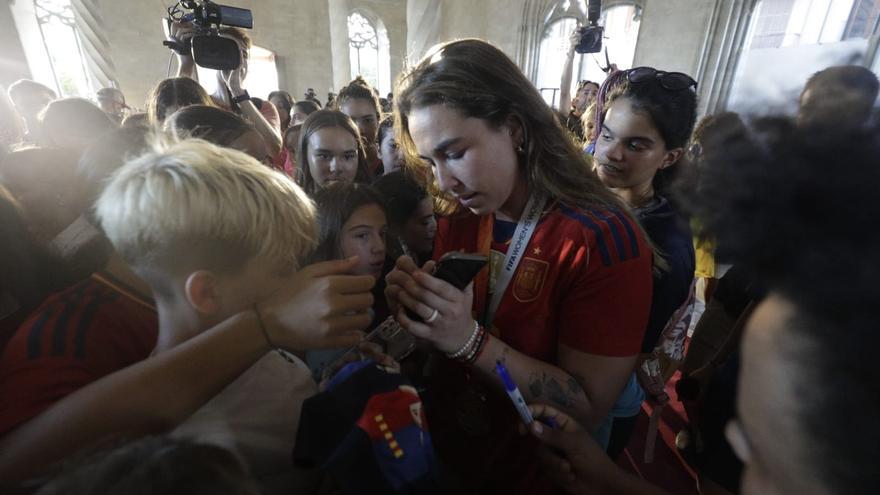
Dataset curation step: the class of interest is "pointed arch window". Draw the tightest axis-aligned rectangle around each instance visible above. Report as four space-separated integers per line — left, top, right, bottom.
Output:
347 11 391 94
535 2 642 108
348 12 380 89
33 0 92 96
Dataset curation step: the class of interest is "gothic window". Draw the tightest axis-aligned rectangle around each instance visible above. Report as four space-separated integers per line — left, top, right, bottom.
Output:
33 0 91 96
348 12 380 90
535 2 642 109
748 0 880 49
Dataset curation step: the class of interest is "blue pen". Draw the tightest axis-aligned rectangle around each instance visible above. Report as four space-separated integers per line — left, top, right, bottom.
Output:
495 360 535 426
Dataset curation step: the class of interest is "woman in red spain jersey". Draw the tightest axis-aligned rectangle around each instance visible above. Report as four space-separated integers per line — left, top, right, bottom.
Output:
385 39 655 493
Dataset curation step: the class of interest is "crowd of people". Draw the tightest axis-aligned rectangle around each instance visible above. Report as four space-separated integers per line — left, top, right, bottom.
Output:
0 17 878 495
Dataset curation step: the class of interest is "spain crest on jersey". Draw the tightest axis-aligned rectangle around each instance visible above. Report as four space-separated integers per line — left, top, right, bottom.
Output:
513 257 549 302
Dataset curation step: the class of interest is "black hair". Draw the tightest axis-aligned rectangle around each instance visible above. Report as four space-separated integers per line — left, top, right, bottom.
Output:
338 76 381 119
799 65 879 128
803 65 879 103
309 182 386 263
603 74 698 199
165 105 257 148
147 77 213 125
371 169 428 229
293 99 321 116
691 116 880 494
377 115 394 147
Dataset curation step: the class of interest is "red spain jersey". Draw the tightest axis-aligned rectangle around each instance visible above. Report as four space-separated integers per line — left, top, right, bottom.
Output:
426 201 653 493
0 273 158 435
436 201 652 359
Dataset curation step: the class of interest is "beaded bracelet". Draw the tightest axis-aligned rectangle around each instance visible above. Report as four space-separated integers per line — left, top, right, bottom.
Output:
461 324 488 364
446 320 480 360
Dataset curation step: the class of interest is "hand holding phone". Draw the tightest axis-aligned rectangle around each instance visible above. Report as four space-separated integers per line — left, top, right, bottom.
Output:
406 251 487 322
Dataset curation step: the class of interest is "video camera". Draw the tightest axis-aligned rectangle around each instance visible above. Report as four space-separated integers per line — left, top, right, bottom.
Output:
163 0 253 71
574 0 603 54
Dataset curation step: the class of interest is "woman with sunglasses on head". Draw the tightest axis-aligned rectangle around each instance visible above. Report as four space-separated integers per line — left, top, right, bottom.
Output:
385 39 654 493
591 67 698 456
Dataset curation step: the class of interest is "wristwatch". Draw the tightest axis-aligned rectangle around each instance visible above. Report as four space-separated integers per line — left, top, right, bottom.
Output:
231 90 251 104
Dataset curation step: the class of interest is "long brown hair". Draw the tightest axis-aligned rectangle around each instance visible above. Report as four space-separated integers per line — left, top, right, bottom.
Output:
297 109 370 196
147 78 213 126
393 39 632 218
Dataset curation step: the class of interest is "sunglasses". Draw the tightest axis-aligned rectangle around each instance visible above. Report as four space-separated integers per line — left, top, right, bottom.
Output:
626 67 698 91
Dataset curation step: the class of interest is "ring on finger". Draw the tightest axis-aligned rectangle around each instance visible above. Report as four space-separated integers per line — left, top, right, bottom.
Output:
425 308 439 323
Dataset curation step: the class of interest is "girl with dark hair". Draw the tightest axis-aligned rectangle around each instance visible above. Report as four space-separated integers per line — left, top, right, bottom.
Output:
165 105 272 166
291 100 320 127
310 182 388 281
372 170 436 266
385 39 654 493
377 116 405 174
592 67 698 456
297 109 370 196
338 76 383 176
268 90 294 131
306 182 389 374
147 77 213 126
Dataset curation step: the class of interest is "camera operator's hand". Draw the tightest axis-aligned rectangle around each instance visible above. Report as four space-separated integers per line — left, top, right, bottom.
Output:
568 29 582 55
221 67 246 96
166 20 197 78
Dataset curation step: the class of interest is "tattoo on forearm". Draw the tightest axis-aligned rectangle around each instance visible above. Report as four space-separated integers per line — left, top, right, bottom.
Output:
500 344 510 364
527 371 585 409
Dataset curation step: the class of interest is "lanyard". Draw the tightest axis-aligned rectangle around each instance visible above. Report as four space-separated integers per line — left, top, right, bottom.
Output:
480 192 547 329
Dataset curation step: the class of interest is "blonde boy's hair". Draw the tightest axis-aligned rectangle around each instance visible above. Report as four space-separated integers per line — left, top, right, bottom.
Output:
96 137 316 292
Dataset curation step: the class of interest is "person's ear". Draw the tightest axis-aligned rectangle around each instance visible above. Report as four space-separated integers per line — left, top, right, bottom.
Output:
659 148 684 170
184 271 222 315
505 115 525 148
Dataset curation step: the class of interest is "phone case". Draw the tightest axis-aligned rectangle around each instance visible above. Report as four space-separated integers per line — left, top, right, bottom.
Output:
406 252 488 322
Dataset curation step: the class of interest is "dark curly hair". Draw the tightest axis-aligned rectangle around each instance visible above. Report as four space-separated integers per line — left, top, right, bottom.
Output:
691 115 880 495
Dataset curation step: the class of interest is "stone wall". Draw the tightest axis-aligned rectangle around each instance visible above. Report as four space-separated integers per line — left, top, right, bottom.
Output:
0 5 31 88
631 0 715 77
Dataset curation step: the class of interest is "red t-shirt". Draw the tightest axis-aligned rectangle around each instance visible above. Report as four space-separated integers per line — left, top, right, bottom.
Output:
425 202 653 493
0 274 158 435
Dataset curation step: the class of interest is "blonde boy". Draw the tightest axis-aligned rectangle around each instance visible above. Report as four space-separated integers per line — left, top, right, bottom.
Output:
96 138 319 481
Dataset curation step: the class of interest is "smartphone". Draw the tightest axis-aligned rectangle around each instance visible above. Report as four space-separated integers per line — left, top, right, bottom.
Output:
320 316 416 381
433 252 489 290
406 251 488 322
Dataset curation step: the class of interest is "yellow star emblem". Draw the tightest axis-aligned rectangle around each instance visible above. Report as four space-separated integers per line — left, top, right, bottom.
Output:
533 247 542 256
